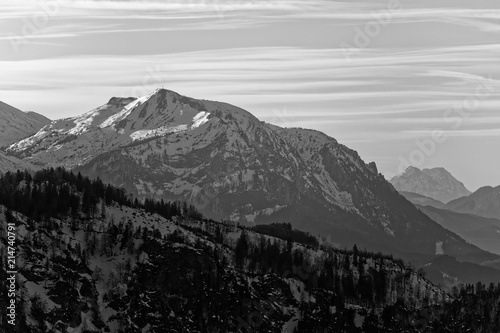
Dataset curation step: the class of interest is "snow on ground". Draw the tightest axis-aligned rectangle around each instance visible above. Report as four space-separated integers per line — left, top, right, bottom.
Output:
67 108 101 135
130 125 187 141
354 313 365 328
244 204 286 223
68 309 100 333
436 241 444 255
281 310 300 333
287 278 315 303
191 111 211 128
23 280 59 310
9 127 49 151
100 92 153 129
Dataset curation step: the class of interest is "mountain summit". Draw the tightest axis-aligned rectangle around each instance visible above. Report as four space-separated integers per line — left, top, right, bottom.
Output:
5 89 496 263
390 166 471 204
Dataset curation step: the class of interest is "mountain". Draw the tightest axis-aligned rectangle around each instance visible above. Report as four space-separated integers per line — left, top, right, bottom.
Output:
423 255 500 288
0 150 38 174
2 169 500 333
0 101 50 148
0 169 443 332
5 89 498 264
399 191 447 209
416 205 500 255
390 166 471 203
446 185 500 220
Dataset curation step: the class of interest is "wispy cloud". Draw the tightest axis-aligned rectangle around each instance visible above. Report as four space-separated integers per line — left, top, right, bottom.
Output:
1 0 499 189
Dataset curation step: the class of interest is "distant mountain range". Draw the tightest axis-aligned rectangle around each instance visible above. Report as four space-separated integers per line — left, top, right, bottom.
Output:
447 185 500 220
399 191 447 209
1 90 498 271
390 166 471 203
395 173 500 257
417 205 500 256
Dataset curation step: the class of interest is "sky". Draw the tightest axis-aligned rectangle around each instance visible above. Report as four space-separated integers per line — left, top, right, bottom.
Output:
0 0 499 191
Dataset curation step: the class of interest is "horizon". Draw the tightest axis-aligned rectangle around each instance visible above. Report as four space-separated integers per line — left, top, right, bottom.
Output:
1 0 500 191
3 89 497 193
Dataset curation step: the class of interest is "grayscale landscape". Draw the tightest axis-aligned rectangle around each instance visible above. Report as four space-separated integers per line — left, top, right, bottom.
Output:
1 1 499 332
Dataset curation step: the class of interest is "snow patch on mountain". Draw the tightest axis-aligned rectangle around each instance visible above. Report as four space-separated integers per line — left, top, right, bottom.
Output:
129 111 210 141
191 111 211 128
130 124 188 141
8 127 50 151
100 93 151 129
244 204 287 223
68 109 101 135
436 241 444 255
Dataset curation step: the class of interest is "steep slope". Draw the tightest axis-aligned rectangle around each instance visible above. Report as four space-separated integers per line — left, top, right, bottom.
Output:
446 185 500 220
0 169 451 333
417 205 500 255
7 96 138 167
390 166 471 203
4 192 499 333
6 89 498 264
399 191 447 209
0 101 50 147
423 255 500 288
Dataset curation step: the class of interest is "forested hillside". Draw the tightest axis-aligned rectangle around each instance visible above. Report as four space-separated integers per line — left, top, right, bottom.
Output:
1 169 499 332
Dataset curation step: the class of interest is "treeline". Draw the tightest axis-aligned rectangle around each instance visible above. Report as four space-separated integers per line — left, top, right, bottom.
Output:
168 218 430 309
251 222 319 248
2 171 499 332
232 231 434 310
436 282 500 332
0 168 202 222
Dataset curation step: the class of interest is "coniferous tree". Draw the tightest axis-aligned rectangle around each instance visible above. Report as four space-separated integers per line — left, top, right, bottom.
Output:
235 231 249 269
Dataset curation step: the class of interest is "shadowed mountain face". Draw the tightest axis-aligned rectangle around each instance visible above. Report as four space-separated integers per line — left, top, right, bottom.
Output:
5 89 497 263
424 255 500 288
398 189 500 256
390 166 471 204
399 191 447 209
417 205 500 256
446 186 500 220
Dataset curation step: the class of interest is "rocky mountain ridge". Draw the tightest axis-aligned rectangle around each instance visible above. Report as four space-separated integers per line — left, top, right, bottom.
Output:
3 89 497 264
390 166 471 204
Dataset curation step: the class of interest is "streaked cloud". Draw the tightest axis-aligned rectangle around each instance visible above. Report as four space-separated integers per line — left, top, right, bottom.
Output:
0 0 499 189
